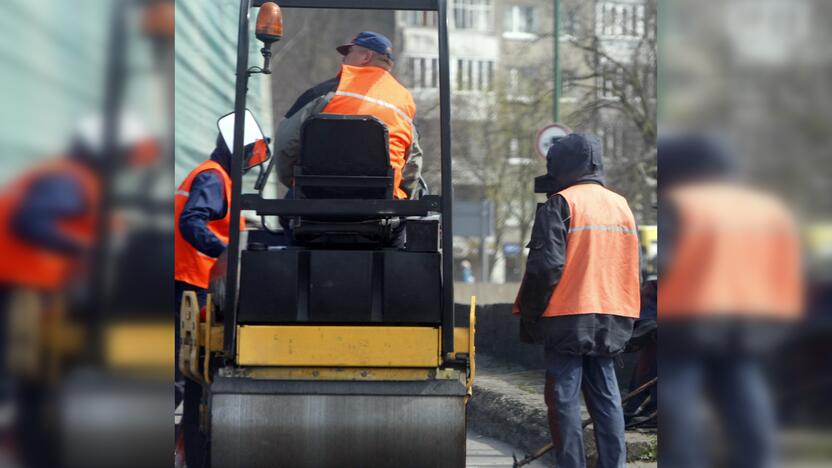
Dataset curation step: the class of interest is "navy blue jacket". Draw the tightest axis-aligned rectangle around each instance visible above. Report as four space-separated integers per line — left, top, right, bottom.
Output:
12 173 88 255
178 140 232 258
284 77 339 119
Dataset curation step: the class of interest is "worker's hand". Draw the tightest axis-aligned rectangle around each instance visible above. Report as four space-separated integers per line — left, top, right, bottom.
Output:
520 315 538 326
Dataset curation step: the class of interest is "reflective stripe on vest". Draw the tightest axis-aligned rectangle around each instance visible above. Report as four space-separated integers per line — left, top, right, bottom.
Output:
0 159 99 290
333 91 414 125
174 160 244 289
322 64 416 199
659 182 803 320
568 224 638 234
542 184 641 318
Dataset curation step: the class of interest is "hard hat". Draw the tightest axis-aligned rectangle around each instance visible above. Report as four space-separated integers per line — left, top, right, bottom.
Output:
72 113 159 166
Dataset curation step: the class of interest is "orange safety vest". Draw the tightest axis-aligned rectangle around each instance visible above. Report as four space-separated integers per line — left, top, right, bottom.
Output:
659 182 803 320
0 159 99 291
174 160 245 289
321 64 416 199
538 184 640 318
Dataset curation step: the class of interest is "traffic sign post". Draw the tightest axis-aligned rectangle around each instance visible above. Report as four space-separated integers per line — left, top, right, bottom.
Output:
535 123 571 159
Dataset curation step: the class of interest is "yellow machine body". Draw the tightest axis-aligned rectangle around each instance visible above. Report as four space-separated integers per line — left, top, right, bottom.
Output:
236 325 442 367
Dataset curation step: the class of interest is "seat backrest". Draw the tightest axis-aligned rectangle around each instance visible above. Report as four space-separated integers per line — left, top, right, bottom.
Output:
298 114 391 199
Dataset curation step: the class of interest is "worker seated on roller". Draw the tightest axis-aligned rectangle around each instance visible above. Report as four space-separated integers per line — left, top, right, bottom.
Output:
274 32 423 247
275 31 422 199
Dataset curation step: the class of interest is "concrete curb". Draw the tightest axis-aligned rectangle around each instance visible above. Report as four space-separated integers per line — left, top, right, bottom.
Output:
467 363 657 465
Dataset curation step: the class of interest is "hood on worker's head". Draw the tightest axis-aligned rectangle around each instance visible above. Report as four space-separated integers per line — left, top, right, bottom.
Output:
210 133 232 173
542 133 605 193
658 133 738 192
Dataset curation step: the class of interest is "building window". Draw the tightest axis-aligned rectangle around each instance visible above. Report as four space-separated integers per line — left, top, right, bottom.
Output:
401 10 438 27
407 56 439 89
455 58 494 92
509 138 520 158
561 68 576 94
562 7 580 37
453 0 493 31
600 126 627 160
599 61 625 99
506 66 536 101
598 2 645 38
508 67 520 95
504 5 537 35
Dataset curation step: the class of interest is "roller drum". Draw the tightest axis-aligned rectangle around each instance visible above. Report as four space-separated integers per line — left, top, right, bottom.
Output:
210 378 467 468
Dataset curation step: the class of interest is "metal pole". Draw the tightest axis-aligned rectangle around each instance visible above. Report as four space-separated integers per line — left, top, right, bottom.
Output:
553 0 561 122
224 0 252 358
437 0 455 357
89 0 128 358
479 200 488 282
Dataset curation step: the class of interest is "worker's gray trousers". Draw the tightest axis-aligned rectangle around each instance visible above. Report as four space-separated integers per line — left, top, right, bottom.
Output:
543 350 626 468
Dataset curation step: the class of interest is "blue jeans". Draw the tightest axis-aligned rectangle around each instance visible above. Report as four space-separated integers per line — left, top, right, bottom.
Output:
544 350 626 468
659 354 776 468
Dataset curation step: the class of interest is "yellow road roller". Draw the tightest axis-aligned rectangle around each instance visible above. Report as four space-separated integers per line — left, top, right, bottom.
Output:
178 1 474 466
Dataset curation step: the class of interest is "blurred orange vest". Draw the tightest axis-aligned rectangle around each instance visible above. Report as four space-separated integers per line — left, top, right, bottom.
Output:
322 64 416 199
0 159 99 291
174 160 244 289
659 182 803 319
542 184 641 318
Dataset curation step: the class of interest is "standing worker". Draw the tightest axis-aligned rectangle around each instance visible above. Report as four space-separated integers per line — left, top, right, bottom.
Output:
275 31 423 200
513 133 640 468
174 124 269 467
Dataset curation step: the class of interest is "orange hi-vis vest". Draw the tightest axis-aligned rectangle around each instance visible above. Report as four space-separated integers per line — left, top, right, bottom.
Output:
542 184 641 318
321 64 416 199
174 160 245 289
659 182 803 320
0 159 99 291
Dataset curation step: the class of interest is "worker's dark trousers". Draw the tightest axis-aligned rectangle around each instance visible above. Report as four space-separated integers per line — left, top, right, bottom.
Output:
624 341 656 421
175 281 208 467
543 350 626 468
659 354 776 468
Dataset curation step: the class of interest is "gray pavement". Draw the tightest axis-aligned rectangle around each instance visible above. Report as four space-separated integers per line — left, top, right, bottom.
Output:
467 432 546 468
467 431 657 468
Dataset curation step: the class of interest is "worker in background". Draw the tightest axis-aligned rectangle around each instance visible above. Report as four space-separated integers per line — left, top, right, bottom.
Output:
623 278 657 427
0 114 155 466
513 133 640 468
174 128 269 467
275 31 423 201
658 134 803 468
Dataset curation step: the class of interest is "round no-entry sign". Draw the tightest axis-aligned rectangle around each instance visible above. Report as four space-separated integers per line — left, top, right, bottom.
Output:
536 123 572 159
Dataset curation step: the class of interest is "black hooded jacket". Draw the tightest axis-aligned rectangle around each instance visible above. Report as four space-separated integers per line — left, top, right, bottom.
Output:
516 133 636 356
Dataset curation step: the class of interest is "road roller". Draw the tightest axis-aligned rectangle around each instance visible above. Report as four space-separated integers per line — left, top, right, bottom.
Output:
178 1 474 466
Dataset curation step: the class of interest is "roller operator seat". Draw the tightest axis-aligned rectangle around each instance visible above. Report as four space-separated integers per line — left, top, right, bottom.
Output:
290 114 398 246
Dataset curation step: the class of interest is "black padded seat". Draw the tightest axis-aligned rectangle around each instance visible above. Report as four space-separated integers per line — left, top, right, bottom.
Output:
291 114 396 245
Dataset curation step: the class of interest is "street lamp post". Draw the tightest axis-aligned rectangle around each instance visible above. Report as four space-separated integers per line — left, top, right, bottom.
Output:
553 0 561 122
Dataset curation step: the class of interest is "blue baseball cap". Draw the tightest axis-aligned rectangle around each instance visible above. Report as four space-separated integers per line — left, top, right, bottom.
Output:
336 31 395 61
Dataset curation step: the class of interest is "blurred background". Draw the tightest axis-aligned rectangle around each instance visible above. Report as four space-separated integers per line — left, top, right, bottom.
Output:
0 1 172 467
660 0 832 466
